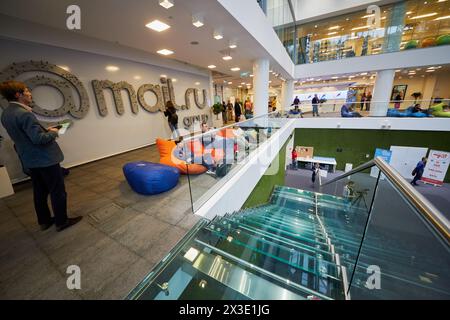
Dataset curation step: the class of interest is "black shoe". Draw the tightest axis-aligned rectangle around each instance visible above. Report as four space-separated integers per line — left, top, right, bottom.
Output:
56 216 83 232
40 217 55 231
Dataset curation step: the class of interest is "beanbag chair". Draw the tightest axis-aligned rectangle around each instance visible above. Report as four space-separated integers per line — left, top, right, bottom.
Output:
436 34 450 46
123 161 179 195
430 103 450 117
421 38 436 48
404 40 418 50
156 138 207 175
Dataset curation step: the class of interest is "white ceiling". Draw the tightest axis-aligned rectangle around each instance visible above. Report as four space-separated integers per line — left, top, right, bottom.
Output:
0 0 286 88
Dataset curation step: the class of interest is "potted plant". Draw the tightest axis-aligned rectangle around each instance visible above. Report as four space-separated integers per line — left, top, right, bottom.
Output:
212 102 224 119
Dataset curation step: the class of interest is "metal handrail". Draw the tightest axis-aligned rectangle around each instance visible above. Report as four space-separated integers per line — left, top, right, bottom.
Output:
320 157 450 242
374 157 450 242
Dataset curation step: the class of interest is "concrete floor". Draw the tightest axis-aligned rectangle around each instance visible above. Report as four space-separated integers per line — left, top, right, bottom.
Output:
0 145 203 299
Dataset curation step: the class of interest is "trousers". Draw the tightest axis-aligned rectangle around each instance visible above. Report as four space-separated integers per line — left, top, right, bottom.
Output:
29 164 68 227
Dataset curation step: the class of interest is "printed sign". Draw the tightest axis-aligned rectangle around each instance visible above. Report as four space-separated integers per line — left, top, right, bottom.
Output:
370 148 392 179
421 150 450 186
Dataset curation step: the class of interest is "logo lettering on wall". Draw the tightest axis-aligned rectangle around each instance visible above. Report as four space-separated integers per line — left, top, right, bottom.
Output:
0 61 209 122
66 5 81 30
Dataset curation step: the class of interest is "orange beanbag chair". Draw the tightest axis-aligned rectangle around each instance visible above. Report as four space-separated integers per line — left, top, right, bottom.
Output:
156 138 207 175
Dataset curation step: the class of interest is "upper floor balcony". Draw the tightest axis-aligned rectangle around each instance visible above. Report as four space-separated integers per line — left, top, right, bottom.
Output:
263 0 450 65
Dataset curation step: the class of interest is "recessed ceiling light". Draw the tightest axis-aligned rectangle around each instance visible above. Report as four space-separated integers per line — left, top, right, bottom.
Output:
411 12 437 19
328 32 338 35
332 76 338 79
172 78 177 82
241 82 245 85
222 55 232 61
195 82 200 85
426 69 435 72
328 26 340 30
229 44 237 49
352 26 369 31
268 80 272 83
208 65 216 69
360 72 368 75
160 74 167 78
238 85 242 88
213 29 223 40
159 0 174 9
157 49 174 55
434 15 450 20
395 69 401 72
250 74 254 77
134 75 141 80
192 15 204 27
231 67 240 71
228 82 232 84
106 65 119 72
145 20 170 32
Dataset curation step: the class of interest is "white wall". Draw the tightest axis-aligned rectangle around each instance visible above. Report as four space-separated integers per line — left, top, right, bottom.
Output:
295 46 450 80
434 74 450 100
290 0 398 24
0 39 211 181
217 0 295 79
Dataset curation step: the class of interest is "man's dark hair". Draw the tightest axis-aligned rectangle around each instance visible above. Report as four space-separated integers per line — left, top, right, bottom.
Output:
0 80 27 102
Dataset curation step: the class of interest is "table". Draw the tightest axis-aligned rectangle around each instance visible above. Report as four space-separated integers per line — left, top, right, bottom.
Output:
297 156 337 173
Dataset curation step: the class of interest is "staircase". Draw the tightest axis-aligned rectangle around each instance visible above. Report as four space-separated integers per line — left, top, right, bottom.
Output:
129 185 369 300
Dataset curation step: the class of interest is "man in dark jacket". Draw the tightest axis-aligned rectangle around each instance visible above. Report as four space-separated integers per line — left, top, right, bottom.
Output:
312 94 320 117
0 81 81 231
234 98 242 122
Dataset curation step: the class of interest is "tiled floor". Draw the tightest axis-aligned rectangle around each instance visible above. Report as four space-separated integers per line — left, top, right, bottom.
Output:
0 145 203 299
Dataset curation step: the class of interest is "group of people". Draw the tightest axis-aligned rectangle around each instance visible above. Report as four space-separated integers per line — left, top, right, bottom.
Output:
359 92 372 111
0 81 82 232
289 94 322 117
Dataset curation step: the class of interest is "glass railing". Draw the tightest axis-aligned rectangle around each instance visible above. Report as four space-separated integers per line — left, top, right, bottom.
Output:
126 156 449 300
320 157 450 299
277 99 450 118
179 112 289 212
271 0 450 65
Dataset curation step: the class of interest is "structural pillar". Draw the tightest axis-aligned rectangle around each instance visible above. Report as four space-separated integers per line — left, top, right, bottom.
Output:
370 69 395 117
281 80 294 113
252 58 270 117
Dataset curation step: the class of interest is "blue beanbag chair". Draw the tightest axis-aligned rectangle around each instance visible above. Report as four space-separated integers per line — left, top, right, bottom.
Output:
123 161 180 195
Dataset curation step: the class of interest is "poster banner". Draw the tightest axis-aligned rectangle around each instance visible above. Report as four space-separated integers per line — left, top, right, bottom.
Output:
370 148 392 179
421 150 450 186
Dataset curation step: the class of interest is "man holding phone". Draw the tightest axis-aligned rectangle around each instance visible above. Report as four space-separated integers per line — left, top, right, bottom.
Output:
0 81 81 231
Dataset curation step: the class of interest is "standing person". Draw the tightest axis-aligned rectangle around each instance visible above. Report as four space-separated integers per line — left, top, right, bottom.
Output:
360 93 367 111
365 91 372 111
311 162 320 186
226 100 234 122
292 96 300 108
291 148 298 170
411 157 427 186
234 98 242 122
312 94 320 117
222 101 227 124
244 98 253 119
0 81 81 232
164 101 178 136
393 93 402 109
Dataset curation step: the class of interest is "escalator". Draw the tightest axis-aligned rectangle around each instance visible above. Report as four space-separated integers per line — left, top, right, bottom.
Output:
127 158 450 300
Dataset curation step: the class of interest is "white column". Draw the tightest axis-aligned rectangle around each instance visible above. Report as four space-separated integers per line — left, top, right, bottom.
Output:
370 69 395 117
422 75 437 106
252 58 270 117
208 71 215 106
281 80 294 113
